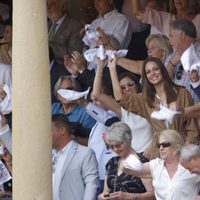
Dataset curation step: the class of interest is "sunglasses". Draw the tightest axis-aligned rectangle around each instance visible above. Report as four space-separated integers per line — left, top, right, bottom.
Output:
157 142 171 148
176 65 183 80
107 142 123 150
59 87 73 90
120 81 135 90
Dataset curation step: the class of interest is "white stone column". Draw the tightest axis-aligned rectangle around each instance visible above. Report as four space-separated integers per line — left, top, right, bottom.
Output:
12 0 52 199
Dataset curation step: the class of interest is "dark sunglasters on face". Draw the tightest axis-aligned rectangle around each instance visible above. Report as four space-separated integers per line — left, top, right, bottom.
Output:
157 142 171 148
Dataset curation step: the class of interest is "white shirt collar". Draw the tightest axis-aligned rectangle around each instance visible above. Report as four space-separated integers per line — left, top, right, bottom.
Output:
53 140 72 157
99 9 117 19
56 14 66 26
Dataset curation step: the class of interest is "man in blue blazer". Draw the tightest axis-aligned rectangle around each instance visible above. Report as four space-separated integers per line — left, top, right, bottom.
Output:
52 114 99 200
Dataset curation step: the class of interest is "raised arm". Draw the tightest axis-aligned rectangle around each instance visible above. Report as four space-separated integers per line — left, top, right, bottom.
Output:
123 162 152 179
108 57 123 101
92 59 104 97
97 93 121 116
131 0 144 16
117 57 144 75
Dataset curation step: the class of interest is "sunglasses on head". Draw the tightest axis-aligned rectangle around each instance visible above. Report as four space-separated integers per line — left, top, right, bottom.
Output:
120 81 135 90
157 142 171 148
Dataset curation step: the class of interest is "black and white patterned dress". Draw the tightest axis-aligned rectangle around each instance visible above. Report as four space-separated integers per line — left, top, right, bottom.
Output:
106 156 146 193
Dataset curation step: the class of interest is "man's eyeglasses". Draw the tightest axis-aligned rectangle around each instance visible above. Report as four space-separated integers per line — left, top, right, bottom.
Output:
176 64 183 80
120 81 135 90
157 142 171 148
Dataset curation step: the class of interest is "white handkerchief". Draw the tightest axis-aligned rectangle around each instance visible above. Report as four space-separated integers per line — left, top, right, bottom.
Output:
122 154 142 171
84 45 128 63
0 84 12 115
82 24 99 48
151 104 180 125
180 44 200 72
0 160 11 185
84 48 98 62
57 88 90 102
106 49 128 59
96 45 106 60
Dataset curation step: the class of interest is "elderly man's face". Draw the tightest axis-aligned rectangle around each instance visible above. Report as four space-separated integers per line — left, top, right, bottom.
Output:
47 0 66 22
169 27 183 52
181 157 200 175
94 0 113 16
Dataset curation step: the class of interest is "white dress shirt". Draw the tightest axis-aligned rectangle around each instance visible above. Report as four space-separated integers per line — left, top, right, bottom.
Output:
150 158 200 200
52 141 72 200
91 9 131 49
86 103 117 179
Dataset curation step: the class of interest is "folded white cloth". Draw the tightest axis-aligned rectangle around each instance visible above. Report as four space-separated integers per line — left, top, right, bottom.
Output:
122 154 143 171
0 84 12 115
0 160 12 185
180 44 200 72
57 88 90 102
82 24 99 48
84 45 128 62
151 104 180 125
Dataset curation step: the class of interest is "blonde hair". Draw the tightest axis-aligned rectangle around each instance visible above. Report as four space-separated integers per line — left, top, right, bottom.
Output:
146 34 173 62
160 129 184 153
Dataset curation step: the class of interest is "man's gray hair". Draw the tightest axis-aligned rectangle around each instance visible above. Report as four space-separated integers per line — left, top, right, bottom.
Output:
180 144 200 161
171 18 197 39
53 75 81 97
105 122 132 146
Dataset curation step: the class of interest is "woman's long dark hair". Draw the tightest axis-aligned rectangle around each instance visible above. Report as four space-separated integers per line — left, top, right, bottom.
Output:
141 57 178 107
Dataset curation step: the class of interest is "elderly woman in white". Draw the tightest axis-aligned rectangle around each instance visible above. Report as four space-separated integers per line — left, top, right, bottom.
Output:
123 129 200 200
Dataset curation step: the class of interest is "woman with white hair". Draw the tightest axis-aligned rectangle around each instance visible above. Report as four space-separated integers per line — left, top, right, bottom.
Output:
98 122 155 200
123 129 200 200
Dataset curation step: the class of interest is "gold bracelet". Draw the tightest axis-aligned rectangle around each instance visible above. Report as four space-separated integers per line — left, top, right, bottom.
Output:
95 75 103 77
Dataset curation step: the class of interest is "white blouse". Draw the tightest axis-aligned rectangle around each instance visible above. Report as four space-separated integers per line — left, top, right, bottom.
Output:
150 158 200 200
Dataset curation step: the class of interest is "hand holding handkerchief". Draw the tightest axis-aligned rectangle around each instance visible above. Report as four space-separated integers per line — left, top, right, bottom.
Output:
151 104 181 126
57 88 90 102
84 45 128 62
122 154 143 171
180 44 200 72
82 24 100 48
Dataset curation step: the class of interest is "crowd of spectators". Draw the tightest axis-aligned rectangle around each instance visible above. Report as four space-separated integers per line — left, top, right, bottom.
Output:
0 0 200 199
